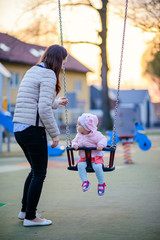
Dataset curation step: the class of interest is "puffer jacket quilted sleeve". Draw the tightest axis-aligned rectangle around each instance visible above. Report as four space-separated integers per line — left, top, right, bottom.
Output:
38 69 60 138
13 66 60 138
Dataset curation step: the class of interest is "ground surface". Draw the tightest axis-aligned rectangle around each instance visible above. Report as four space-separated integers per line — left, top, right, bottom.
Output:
0 139 160 240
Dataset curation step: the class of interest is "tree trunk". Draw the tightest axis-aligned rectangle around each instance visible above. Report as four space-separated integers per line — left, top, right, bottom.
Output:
98 0 113 130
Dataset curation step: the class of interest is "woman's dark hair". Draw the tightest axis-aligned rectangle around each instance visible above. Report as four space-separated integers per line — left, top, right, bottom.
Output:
38 45 68 95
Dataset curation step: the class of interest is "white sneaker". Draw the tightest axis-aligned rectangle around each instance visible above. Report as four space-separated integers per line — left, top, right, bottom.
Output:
18 211 41 220
23 218 52 227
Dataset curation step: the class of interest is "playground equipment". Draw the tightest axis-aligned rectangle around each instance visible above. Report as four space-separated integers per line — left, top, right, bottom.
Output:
0 110 13 153
134 122 152 151
0 64 11 153
0 110 65 156
58 0 129 172
110 106 152 163
106 122 152 164
0 111 13 134
48 142 65 156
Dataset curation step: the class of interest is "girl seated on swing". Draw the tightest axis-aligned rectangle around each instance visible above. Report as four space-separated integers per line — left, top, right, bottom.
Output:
72 113 107 196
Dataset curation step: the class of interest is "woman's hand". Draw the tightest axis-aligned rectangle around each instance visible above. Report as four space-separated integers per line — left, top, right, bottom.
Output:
51 136 59 148
73 145 79 150
58 97 69 106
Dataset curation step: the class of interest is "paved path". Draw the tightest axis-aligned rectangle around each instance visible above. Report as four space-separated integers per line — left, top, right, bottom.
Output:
0 141 160 240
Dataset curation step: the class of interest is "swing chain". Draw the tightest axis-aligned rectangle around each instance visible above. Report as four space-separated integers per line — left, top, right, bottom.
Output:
58 0 63 46
63 68 72 147
58 0 128 148
111 0 129 148
58 0 72 147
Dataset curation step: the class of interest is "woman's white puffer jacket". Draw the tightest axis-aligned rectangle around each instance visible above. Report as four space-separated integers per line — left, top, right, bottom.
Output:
13 66 60 138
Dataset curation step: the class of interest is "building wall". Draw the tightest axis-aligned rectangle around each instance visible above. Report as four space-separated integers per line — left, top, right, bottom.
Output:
60 71 90 112
149 102 155 127
2 62 30 106
119 93 155 129
140 93 155 127
1 62 90 114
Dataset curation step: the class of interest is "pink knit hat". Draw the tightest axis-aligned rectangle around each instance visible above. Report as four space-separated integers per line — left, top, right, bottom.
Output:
78 113 98 132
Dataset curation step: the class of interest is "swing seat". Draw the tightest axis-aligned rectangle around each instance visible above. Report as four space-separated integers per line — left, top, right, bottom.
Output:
67 146 116 172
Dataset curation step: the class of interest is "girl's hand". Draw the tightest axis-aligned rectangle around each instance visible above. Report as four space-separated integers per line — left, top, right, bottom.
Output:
97 146 103 151
58 97 69 106
73 145 79 150
51 136 59 148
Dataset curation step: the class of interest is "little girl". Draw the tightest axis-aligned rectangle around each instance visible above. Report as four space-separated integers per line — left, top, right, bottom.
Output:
72 113 107 196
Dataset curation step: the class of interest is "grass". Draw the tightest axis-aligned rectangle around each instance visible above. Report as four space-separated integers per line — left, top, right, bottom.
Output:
146 132 160 135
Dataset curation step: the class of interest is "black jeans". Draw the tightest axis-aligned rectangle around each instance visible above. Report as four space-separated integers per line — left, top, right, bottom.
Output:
14 126 48 220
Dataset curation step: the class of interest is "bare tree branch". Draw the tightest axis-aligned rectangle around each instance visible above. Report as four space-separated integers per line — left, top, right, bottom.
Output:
64 40 100 46
61 0 97 9
112 0 160 33
12 0 113 130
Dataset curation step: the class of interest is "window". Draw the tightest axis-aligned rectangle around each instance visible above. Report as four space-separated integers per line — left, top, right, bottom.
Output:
0 43 10 52
75 80 82 93
29 48 44 57
10 73 19 88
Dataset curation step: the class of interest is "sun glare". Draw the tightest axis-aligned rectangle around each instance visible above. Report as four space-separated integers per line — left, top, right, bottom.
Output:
0 0 158 102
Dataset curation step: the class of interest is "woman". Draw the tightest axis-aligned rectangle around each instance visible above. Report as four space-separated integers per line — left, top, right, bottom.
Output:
13 44 68 227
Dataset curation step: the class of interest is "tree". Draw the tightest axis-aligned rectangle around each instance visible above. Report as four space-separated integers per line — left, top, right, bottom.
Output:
142 35 160 90
62 0 113 130
113 0 160 89
13 0 114 130
113 0 159 33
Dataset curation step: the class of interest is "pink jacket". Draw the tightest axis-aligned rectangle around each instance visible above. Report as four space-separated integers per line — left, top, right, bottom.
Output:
72 131 107 158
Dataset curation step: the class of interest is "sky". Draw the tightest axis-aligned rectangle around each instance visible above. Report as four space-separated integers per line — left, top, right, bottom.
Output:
0 0 159 102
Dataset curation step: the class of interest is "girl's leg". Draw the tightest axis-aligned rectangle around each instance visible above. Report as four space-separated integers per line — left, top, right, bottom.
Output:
77 162 87 182
92 162 106 196
77 162 90 192
91 162 104 184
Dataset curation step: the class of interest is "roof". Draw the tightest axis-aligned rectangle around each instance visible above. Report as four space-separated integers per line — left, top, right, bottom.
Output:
90 85 116 100
0 32 91 73
90 87 151 109
112 89 150 104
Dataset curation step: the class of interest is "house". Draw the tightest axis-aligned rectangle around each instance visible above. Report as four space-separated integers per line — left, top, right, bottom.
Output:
153 103 160 126
90 86 155 130
0 63 12 153
0 32 91 131
117 89 155 128
90 85 116 110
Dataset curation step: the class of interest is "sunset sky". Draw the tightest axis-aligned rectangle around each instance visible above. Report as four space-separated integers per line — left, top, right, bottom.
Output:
0 0 158 102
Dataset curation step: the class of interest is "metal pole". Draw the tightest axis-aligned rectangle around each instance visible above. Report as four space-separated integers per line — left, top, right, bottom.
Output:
7 77 11 112
0 73 4 153
7 77 11 152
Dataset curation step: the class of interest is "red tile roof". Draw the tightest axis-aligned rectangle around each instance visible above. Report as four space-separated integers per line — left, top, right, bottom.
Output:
0 32 91 73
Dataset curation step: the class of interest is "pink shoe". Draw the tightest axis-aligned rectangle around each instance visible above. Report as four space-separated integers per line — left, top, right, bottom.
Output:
82 181 90 192
98 182 106 196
